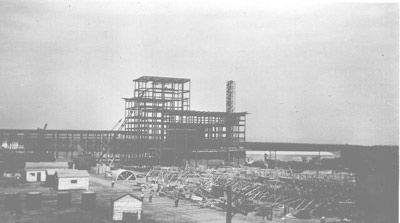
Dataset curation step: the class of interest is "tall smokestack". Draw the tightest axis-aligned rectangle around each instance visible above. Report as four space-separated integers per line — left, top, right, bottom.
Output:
226 80 236 113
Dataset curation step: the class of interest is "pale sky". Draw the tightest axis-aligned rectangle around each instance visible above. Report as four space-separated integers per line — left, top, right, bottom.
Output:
0 1 398 146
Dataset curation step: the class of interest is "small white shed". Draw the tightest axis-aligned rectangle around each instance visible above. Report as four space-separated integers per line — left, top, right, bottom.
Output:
55 170 89 191
111 194 142 221
45 168 66 187
25 162 69 182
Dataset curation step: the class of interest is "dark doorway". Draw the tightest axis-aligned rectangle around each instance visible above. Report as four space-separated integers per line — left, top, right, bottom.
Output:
37 172 41 182
123 212 138 222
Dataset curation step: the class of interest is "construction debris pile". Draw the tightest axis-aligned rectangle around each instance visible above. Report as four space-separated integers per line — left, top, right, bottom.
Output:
144 166 356 220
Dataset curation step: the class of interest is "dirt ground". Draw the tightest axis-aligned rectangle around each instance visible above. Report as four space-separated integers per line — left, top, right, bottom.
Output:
0 175 334 223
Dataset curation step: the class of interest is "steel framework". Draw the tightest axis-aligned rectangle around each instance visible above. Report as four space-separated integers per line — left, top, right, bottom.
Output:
0 76 248 167
123 76 247 150
123 76 191 140
0 129 159 164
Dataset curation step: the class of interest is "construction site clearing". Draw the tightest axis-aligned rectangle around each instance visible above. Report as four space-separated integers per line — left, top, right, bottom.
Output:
0 164 356 223
0 76 395 222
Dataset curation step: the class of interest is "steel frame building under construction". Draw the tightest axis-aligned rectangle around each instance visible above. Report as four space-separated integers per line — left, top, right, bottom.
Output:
0 76 248 166
122 76 247 165
123 76 246 148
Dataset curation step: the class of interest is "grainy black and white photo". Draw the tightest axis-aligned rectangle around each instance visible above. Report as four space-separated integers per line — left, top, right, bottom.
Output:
0 1 398 223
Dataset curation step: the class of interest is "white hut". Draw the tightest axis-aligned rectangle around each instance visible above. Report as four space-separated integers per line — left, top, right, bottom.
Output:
54 170 89 190
45 168 66 187
111 194 142 221
24 162 69 182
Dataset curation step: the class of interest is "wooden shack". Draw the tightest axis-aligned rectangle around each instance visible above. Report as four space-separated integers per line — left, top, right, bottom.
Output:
111 194 142 221
45 168 65 187
24 162 69 182
54 169 89 190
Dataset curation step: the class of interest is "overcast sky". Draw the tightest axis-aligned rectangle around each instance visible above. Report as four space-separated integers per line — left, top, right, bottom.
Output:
0 1 398 146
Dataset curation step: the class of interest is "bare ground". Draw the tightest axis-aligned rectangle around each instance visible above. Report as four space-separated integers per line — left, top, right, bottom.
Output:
0 175 330 223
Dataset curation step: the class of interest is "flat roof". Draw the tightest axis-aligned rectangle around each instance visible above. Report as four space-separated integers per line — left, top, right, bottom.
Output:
133 76 190 84
160 110 248 117
148 147 176 150
0 129 137 135
25 162 69 170
123 97 187 102
136 109 247 117
246 151 337 157
56 169 89 178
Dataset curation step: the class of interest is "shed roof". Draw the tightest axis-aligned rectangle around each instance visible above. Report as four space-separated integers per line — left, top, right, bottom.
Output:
46 168 67 175
25 162 69 170
55 158 73 163
56 169 89 178
112 193 141 202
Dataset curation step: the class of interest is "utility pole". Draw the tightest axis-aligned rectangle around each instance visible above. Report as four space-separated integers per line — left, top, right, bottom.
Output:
195 130 198 167
270 150 272 167
317 150 321 178
226 185 232 223
195 150 198 167
174 129 177 167
185 130 188 167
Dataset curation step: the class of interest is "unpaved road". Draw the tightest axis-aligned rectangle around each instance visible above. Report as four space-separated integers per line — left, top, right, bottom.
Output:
89 174 264 223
